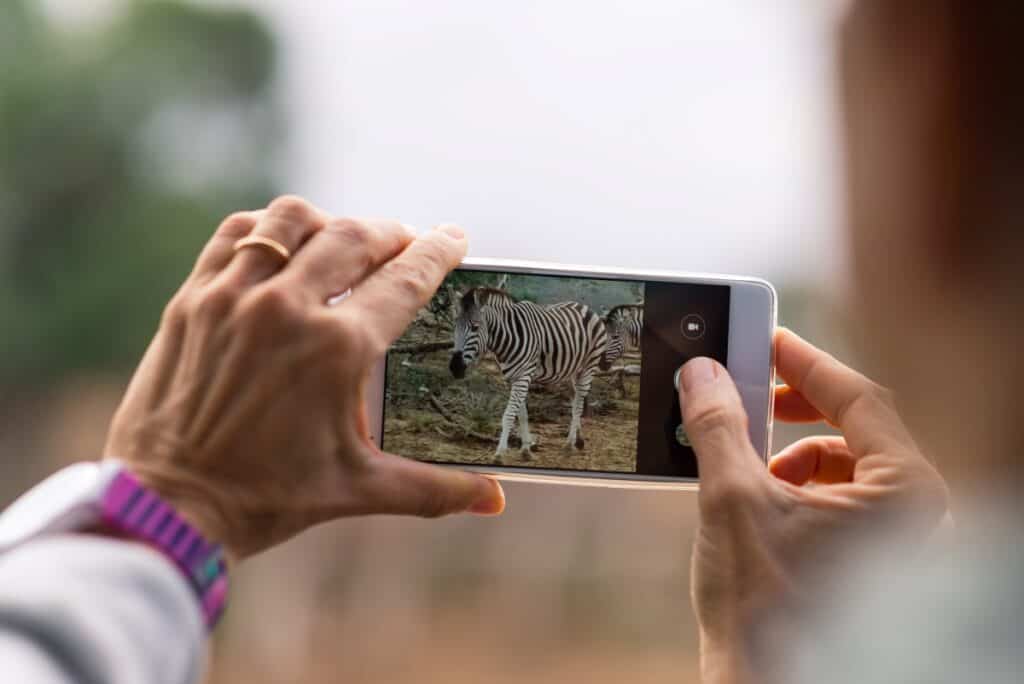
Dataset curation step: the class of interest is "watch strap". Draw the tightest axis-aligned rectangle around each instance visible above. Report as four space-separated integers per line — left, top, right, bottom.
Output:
100 469 227 629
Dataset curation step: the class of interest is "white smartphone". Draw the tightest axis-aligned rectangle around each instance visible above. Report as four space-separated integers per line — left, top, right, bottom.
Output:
366 258 776 489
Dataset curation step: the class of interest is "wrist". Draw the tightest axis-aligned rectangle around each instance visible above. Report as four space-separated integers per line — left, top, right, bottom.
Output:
0 460 230 630
114 460 239 567
100 465 230 627
699 627 756 684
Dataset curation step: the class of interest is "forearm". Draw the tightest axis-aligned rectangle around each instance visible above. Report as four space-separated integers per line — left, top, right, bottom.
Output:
0 632 76 683
700 629 757 684
0 535 205 684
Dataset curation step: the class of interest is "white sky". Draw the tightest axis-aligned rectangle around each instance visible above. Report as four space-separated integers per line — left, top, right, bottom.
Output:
47 0 848 285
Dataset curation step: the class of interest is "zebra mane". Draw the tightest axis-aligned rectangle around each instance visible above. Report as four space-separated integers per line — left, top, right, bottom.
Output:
605 303 643 319
461 287 516 315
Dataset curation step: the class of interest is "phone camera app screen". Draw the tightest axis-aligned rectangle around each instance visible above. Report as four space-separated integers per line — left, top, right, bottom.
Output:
383 270 729 478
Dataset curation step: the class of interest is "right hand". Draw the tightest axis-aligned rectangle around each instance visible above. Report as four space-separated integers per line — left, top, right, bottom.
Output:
682 329 949 682
104 196 505 563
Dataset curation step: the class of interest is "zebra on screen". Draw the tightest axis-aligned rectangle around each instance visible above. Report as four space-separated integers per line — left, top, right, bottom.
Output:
600 304 644 370
448 288 608 459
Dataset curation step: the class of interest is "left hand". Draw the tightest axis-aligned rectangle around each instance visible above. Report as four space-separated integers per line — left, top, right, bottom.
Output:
104 196 505 562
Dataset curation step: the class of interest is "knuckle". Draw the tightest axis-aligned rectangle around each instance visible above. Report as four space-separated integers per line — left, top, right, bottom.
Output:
419 236 456 271
216 211 256 238
387 260 435 301
267 194 314 223
700 477 754 518
194 283 239 320
326 217 372 246
686 400 745 440
238 285 298 324
161 292 190 329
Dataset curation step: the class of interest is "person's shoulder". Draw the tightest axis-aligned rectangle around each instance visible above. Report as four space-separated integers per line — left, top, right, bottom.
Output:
783 525 1024 684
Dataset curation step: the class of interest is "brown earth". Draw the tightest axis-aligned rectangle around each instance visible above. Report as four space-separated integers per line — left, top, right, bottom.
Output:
384 349 640 473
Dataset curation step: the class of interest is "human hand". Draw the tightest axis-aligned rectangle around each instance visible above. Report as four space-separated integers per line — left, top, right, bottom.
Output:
104 196 505 562
682 329 948 683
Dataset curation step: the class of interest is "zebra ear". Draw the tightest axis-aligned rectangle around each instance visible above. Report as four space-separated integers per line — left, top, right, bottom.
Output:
460 289 478 316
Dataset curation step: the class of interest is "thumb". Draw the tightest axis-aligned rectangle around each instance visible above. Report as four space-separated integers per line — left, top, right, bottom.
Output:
679 357 764 484
362 452 506 519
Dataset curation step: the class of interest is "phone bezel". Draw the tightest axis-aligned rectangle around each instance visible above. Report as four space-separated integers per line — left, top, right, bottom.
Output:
366 257 777 490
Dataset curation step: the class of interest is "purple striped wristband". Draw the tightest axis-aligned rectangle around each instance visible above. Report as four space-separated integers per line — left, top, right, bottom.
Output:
100 469 227 629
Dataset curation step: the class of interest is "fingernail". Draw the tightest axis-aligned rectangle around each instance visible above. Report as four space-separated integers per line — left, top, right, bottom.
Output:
401 223 419 236
469 476 505 515
681 357 718 393
435 223 465 240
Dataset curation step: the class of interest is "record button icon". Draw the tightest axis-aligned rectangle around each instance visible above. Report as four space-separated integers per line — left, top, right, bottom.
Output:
681 314 706 340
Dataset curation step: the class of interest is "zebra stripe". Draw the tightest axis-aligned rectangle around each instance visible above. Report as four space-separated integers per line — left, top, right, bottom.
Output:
601 303 644 369
449 288 608 459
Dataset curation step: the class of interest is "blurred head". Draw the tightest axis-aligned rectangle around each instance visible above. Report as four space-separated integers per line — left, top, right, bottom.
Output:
450 291 487 379
840 2 1024 495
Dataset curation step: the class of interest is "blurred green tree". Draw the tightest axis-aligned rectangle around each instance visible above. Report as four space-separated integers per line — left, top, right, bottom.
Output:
0 0 282 387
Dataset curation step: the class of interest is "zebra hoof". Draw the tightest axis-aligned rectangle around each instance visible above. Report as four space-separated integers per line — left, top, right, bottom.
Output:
519 448 533 462
575 436 585 450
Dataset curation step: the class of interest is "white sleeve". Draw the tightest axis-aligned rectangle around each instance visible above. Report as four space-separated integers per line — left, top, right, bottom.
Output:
0 535 206 684
782 538 1024 684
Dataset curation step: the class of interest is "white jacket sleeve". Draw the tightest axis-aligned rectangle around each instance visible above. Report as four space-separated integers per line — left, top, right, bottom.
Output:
0 535 206 684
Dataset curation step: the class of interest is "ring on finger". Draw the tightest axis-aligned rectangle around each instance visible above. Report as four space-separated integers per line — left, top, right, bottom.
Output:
233 235 292 264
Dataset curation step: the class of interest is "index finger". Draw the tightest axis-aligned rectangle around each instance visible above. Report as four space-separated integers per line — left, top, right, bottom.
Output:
339 224 468 351
775 328 915 456
774 384 827 424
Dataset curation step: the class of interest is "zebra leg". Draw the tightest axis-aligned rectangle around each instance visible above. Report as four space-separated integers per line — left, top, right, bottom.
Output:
496 377 530 460
566 373 594 450
517 400 535 460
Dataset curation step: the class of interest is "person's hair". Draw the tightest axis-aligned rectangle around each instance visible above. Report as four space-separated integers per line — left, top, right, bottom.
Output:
958 4 1024 263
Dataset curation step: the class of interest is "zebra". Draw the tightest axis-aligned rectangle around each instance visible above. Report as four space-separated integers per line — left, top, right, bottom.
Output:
600 304 644 370
448 287 608 459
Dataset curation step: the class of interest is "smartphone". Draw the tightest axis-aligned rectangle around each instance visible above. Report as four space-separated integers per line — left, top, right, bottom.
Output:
367 258 776 488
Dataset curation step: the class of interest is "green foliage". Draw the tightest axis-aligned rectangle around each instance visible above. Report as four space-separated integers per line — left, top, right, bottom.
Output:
429 270 501 328
0 0 282 387
503 274 640 313
436 270 642 321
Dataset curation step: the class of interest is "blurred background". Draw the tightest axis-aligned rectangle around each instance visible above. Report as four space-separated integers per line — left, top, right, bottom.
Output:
0 1 849 681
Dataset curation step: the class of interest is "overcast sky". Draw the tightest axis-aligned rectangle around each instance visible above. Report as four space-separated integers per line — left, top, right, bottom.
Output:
48 0 848 285
256 0 847 282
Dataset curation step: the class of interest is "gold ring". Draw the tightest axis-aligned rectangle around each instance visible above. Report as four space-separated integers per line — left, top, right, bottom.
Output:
233 235 291 263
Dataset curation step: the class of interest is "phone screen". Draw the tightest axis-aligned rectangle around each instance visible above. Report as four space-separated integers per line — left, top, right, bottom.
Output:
383 269 730 479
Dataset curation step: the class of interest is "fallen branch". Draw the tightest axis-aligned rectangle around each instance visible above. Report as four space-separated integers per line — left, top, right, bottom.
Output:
389 341 451 355
594 365 641 377
427 394 495 444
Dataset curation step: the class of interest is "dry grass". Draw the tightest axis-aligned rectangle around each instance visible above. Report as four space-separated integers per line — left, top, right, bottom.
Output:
385 349 640 473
